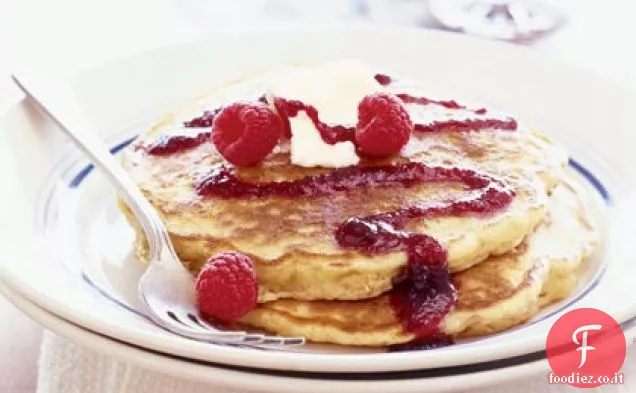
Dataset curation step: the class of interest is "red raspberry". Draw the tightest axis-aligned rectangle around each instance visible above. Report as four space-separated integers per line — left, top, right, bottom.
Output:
195 252 259 322
211 102 282 166
355 93 413 158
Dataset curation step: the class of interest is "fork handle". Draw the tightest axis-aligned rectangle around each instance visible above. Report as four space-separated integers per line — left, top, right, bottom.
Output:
12 73 170 261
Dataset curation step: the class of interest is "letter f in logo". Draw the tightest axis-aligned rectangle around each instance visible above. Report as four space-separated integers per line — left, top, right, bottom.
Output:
573 324 603 368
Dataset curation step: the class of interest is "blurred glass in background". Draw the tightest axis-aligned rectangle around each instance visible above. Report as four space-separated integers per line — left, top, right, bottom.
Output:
175 0 565 43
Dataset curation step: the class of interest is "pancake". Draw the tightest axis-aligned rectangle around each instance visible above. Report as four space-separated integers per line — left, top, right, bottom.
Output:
120 63 567 302
239 180 598 346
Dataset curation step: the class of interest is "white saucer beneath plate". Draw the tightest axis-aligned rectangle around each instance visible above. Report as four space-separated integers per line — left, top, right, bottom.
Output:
1 26 635 376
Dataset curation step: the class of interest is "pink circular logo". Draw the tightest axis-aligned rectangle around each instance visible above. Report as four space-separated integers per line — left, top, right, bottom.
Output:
546 308 626 388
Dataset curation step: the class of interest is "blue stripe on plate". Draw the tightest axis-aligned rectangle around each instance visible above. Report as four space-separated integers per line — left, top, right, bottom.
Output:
69 135 137 188
45 311 636 379
568 158 611 203
67 136 613 206
68 137 615 357
80 272 148 320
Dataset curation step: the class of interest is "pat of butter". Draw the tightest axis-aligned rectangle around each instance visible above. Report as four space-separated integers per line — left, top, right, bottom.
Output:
269 60 382 168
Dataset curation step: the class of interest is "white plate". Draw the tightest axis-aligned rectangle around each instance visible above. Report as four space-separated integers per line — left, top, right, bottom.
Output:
1 27 636 375
10 281 636 393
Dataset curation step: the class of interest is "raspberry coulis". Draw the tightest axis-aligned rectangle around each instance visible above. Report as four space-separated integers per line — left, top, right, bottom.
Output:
143 76 520 345
145 131 210 156
397 93 486 113
183 109 220 128
146 109 216 155
374 73 393 86
397 93 517 132
196 162 515 341
147 97 266 156
147 87 517 156
274 97 356 143
274 93 517 146
414 117 517 134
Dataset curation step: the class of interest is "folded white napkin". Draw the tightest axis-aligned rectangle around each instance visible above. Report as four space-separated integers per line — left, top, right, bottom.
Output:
38 332 635 393
37 332 231 393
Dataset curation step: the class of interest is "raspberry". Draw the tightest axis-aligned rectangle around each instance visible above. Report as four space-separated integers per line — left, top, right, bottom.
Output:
211 102 282 166
195 252 259 322
355 93 413 158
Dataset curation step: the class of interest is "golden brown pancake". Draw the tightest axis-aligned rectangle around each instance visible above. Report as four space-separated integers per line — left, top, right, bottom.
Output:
120 64 568 302
239 180 598 346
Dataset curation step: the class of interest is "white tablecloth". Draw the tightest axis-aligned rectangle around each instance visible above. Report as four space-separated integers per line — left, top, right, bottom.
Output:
2 0 636 391
37 332 636 392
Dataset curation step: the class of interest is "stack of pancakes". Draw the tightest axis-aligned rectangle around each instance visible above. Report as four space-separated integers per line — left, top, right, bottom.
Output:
120 64 599 346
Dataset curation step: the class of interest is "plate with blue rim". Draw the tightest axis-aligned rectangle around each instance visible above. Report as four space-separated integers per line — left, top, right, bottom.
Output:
3 281 636 392
1 27 636 375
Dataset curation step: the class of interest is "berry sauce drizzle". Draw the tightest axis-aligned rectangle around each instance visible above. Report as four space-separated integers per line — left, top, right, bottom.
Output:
146 107 217 155
147 96 269 156
274 97 356 143
398 93 518 132
196 163 515 341
397 93 487 114
183 109 220 128
142 75 520 345
389 336 454 351
413 118 517 134
147 76 517 156
145 131 210 156
274 93 516 146
374 73 392 86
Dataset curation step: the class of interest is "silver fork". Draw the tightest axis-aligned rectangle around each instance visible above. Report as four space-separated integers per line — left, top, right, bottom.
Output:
12 72 305 347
